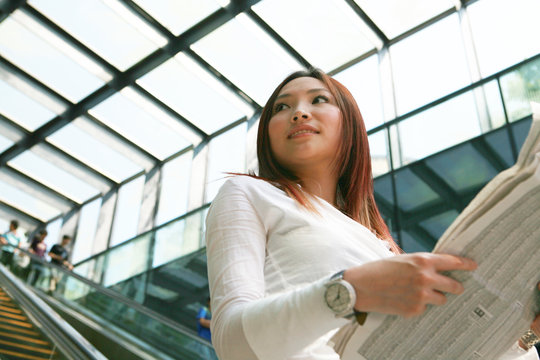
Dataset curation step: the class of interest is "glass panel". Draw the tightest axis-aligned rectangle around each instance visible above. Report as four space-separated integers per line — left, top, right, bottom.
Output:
89 88 189 160
480 80 507 130
390 14 470 115
132 0 221 36
512 117 533 155
138 54 250 134
368 130 390 177
484 127 514 169
0 79 56 131
45 217 63 250
253 0 375 72
0 133 13 153
425 143 498 192
0 14 104 102
353 0 454 39
374 173 394 206
205 123 247 201
419 210 459 240
11 255 216 359
156 151 192 226
400 230 432 253
29 0 165 71
500 57 540 122
109 176 145 247
191 15 303 105
0 179 61 221
396 91 482 166
72 198 102 264
394 168 440 212
8 150 100 203
334 55 384 130
46 118 143 182
467 0 540 77
103 232 151 286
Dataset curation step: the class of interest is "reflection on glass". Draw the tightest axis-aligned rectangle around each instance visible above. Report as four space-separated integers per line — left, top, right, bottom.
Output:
138 54 249 134
479 80 506 130
368 130 390 177
103 232 151 286
394 168 439 212
156 152 192 225
0 14 104 102
206 123 247 201
419 210 458 240
0 79 56 131
353 0 454 39
191 15 302 105
425 143 498 192
334 55 384 130
390 14 470 115
396 91 482 166
29 0 163 71
500 57 540 122
72 198 102 264
8 151 100 203
400 230 432 253
90 89 189 160
132 0 221 35
253 0 374 72
467 0 540 77
153 219 185 268
0 179 61 221
47 120 143 182
109 176 145 247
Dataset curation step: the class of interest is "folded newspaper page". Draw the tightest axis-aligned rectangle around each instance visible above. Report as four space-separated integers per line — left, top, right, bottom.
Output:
349 103 540 360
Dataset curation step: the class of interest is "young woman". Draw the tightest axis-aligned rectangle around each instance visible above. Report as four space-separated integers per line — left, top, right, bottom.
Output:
205 69 539 359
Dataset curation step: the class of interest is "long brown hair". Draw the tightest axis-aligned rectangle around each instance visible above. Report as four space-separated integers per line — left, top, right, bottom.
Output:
256 68 399 253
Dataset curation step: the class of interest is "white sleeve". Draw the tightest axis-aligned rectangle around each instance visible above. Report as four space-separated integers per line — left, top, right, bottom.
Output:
205 179 348 360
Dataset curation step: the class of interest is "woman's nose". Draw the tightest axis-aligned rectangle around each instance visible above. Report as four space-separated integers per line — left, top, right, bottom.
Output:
292 110 310 122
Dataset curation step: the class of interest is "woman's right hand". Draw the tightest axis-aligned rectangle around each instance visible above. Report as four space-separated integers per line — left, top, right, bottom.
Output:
343 253 477 318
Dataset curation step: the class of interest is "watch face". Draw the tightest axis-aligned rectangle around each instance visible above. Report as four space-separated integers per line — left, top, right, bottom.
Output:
325 283 352 313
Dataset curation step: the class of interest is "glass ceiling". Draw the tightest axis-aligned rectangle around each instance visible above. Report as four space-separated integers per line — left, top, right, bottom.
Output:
0 0 538 232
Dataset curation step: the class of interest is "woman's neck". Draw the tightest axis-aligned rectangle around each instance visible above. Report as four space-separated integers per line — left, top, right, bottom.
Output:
296 170 339 206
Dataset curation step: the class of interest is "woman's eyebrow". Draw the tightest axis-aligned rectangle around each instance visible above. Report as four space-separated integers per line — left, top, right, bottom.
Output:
275 88 330 100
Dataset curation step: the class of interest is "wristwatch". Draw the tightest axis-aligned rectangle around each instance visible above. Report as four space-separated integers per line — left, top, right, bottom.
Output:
324 270 356 319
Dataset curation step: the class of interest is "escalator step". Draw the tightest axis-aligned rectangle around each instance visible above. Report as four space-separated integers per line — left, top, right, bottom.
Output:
0 348 52 360
0 323 40 337
0 338 55 357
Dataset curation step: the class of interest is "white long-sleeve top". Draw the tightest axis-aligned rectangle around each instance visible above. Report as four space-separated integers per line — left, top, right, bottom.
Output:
205 176 538 360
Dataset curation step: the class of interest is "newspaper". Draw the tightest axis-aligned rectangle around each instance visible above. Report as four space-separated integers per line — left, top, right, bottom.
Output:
348 103 540 360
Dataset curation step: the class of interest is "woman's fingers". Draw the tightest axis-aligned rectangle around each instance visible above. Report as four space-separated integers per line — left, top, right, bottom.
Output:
345 253 477 317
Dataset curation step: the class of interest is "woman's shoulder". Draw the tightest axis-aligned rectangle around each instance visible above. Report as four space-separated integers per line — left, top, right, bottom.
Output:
218 175 276 195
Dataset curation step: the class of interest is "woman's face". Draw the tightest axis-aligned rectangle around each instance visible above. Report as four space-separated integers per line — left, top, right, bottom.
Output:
268 77 342 176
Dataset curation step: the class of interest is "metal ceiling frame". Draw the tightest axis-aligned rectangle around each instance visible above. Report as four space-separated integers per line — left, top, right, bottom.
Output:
0 0 535 253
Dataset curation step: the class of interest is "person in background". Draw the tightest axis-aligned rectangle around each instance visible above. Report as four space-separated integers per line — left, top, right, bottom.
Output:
48 235 73 293
0 220 22 270
28 229 48 286
197 297 212 342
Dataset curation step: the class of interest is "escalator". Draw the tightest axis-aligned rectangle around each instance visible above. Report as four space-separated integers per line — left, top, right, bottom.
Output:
4 247 217 360
0 286 58 360
0 263 106 360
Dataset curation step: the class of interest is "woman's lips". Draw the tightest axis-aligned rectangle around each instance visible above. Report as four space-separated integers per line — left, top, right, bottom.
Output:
288 125 320 139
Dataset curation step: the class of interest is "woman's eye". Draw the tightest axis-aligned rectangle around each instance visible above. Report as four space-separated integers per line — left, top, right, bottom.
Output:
313 95 329 104
274 103 288 113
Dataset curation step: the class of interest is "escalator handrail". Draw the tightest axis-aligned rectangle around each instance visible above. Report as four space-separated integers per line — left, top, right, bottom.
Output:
3 244 210 346
0 263 107 360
